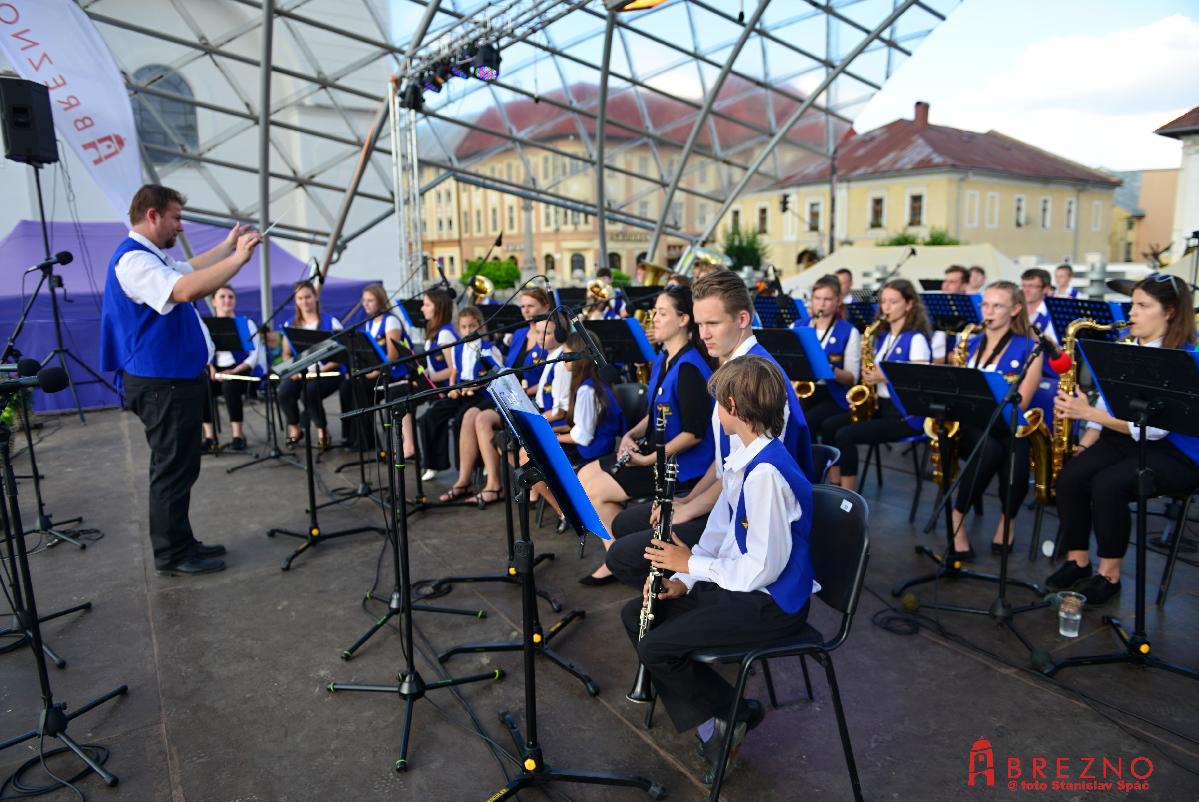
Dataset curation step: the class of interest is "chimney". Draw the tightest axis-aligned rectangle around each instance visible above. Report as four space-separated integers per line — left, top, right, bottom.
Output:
914 101 929 129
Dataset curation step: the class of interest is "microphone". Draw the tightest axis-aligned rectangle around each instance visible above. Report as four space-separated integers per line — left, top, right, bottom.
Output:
0 359 41 376
0 366 68 394
25 251 73 274
1032 325 1072 373
437 264 457 299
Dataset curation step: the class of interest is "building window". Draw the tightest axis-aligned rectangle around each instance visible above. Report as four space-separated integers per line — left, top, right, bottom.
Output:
571 209 580 225
697 203 708 229
507 206 515 229
808 200 821 233
638 156 649 176
544 253 555 273
449 255 456 274
985 192 999 228
437 218 443 233
965 190 979 228
639 201 650 220
1091 200 1103 231
731 208 741 231
132 65 198 164
1065 198 1076 231
671 203 683 227
463 211 469 231
544 206 552 228
506 162 513 182
869 195 885 229
608 252 621 271
447 212 453 232
475 209 482 234
1040 196 1052 229
490 207 498 231
698 162 708 184
553 208 561 227
542 156 550 180
907 193 924 227
570 253 585 276
1014 195 1026 228
757 206 769 235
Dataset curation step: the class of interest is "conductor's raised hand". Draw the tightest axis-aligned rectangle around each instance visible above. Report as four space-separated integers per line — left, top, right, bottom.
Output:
234 230 263 264
223 222 255 250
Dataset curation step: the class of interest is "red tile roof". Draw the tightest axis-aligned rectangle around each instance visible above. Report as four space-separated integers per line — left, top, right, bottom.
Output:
1155 106 1199 139
777 104 1120 188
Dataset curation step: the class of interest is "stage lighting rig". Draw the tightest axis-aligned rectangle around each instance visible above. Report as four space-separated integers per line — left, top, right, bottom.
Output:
471 43 501 81
400 83 424 112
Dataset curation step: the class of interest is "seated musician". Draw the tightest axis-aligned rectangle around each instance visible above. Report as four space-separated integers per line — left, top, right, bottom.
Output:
577 286 714 554
1046 275 1199 607
594 269 811 587
822 278 932 491
624 355 815 787
504 287 552 370
419 306 499 491
947 281 1044 560
594 266 628 319
201 285 262 452
278 280 343 449
968 265 986 293
798 274 861 439
339 283 410 454
1052 263 1080 299
1021 266 1062 422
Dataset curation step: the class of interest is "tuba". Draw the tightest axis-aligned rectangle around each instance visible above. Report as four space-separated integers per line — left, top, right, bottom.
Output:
1029 318 1128 506
465 273 494 306
923 323 981 486
846 319 883 424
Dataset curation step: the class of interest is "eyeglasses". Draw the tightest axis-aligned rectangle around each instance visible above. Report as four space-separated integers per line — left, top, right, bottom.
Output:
1146 272 1184 295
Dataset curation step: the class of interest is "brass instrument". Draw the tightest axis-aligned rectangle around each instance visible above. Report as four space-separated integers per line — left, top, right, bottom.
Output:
628 406 676 704
846 319 883 424
923 323 982 486
1029 318 1128 506
584 279 613 320
794 311 822 400
465 273 494 305
633 261 671 368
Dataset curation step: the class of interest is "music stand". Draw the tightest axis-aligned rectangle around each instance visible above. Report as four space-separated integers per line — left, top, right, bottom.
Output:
318 329 385 508
201 317 254 452
919 279 944 291
849 289 878 304
556 287 588 313
1043 341 1199 681
753 295 809 328
844 302 878 333
581 319 655 381
1044 298 1127 342
479 374 664 801
754 327 833 384
624 286 660 313
920 293 982 332
885 363 1044 612
400 299 426 329
481 304 527 331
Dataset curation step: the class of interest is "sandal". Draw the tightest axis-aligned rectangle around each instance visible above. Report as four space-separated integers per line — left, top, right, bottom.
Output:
318 434 333 450
285 431 304 448
471 488 503 509
439 484 473 503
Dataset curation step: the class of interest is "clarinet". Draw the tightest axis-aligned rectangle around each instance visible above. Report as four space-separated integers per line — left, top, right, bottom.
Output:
627 404 676 704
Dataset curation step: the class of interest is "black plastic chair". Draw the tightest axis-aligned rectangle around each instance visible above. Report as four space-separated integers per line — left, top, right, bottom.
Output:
1155 486 1198 607
613 382 648 427
646 485 869 801
810 444 841 484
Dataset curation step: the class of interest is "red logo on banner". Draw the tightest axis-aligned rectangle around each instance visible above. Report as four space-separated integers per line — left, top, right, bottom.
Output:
81 133 125 165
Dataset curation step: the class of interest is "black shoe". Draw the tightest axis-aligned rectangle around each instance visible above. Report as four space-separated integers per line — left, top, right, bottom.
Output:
578 573 617 587
698 699 764 764
556 516 568 535
192 541 227 558
991 541 1014 555
156 556 226 576
1076 573 1121 608
1045 559 1093 591
944 547 975 564
700 699 764 786
231 437 247 452
201 437 218 454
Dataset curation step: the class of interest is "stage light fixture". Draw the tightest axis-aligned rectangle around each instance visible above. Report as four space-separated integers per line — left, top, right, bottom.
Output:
420 71 444 94
472 43 501 81
604 0 669 11
450 48 473 79
401 83 424 112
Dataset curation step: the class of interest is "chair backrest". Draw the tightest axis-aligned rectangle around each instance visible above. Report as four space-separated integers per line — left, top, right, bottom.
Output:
808 485 870 644
810 444 841 483
613 382 648 428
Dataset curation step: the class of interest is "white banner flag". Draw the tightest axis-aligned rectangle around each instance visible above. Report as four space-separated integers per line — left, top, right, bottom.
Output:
0 0 141 217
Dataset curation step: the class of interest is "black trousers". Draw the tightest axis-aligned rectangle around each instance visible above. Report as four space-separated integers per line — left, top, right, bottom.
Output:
201 376 246 424
1058 430 1199 559
278 374 342 429
338 377 384 449
605 500 710 587
620 582 811 731
803 385 847 444
418 394 486 471
952 424 1031 518
123 373 205 568
822 398 917 478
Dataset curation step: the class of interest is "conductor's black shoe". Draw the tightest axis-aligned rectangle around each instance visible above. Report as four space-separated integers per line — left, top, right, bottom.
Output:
1077 574 1121 608
192 541 227 558
231 437 247 451
1045 559 1093 591
578 573 617 586
156 556 226 576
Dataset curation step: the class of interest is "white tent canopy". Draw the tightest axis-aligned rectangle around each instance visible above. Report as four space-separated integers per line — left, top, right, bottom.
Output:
783 243 1020 296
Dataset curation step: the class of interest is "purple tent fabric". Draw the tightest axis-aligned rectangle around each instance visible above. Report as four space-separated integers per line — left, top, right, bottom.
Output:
0 220 376 412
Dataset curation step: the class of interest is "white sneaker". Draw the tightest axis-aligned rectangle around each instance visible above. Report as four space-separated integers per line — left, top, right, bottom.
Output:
420 468 438 481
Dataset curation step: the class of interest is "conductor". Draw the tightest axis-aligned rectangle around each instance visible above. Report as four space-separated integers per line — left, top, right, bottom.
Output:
100 185 262 576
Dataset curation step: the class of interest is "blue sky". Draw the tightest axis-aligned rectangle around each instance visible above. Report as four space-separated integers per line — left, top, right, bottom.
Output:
854 0 1199 170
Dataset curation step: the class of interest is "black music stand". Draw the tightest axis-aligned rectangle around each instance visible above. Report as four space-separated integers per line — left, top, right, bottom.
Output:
556 287 588 313
581 319 655 379
400 299 426 329
918 279 944 291
266 335 383 570
885 363 1044 612
1043 342 1199 681
479 374 664 801
320 329 385 507
1044 298 1126 343
481 304 527 331
921 293 981 333
200 317 253 453
624 286 660 313
844 302 878 332
753 295 809 328
754 327 833 384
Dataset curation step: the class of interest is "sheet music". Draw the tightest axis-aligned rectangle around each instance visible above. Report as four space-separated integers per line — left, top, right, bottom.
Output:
486 372 539 415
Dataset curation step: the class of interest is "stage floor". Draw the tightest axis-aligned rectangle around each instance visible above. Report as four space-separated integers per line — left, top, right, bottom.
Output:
2 405 1197 801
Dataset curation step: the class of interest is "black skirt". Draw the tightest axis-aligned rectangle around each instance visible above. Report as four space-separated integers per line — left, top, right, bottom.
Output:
596 454 700 499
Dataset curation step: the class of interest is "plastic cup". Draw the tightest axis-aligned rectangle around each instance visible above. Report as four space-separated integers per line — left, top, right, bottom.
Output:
1057 591 1085 638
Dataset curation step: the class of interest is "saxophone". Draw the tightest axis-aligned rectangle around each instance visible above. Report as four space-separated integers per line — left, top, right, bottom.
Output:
1029 318 1128 506
924 323 981 486
846 319 883 424
793 310 822 400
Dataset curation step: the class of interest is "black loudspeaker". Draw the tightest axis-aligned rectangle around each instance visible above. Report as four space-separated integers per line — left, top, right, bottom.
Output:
0 77 59 166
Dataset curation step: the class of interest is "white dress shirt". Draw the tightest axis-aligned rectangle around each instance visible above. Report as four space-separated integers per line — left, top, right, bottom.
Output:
815 321 861 383
568 383 599 446
1030 300 1057 342
213 315 262 372
115 231 214 361
453 339 503 382
1086 337 1168 441
535 345 564 406
875 330 931 400
673 434 818 597
292 316 342 375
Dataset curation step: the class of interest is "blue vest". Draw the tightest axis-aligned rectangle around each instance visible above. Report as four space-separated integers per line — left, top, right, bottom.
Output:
818 318 854 409
878 329 930 430
717 342 814 481
425 323 457 385
732 439 815 615
602 288 626 320
100 237 209 384
648 345 714 484
964 332 1036 380
577 378 627 461
505 326 530 369
454 340 498 382
366 315 410 378
1167 343 1199 467
535 356 559 413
